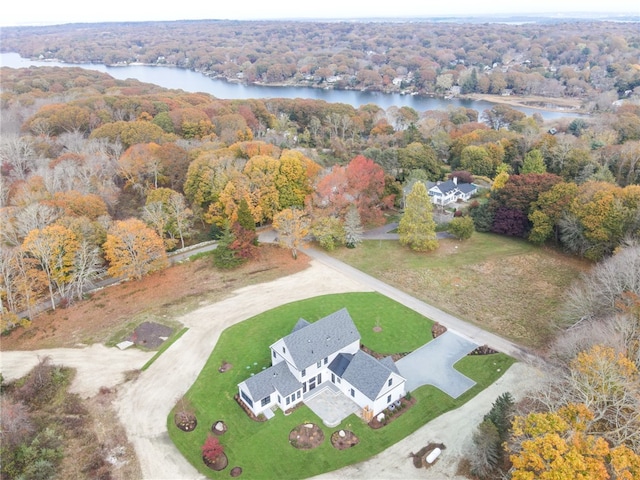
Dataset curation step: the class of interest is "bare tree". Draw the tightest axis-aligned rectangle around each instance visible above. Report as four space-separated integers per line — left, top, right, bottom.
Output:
563 243 640 326
13 203 61 241
0 135 37 181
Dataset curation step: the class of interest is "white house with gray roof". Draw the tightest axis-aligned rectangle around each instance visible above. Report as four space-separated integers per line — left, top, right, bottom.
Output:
403 177 478 207
237 308 406 419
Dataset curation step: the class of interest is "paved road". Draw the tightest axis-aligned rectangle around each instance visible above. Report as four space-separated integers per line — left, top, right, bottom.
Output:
299 246 537 363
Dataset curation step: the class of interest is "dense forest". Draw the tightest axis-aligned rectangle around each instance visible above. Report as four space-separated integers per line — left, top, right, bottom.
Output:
2 19 640 107
1 62 639 328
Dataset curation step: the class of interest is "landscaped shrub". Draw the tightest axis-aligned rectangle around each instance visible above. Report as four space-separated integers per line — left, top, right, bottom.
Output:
202 435 224 462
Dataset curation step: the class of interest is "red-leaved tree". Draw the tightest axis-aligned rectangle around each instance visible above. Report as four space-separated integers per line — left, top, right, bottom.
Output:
202 435 224 461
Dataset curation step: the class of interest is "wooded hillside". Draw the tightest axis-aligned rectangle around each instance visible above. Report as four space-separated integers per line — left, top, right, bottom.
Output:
2 19 639 106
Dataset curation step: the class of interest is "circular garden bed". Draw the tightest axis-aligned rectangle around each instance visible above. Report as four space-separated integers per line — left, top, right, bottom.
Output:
289 423 324 449
330 430 359 450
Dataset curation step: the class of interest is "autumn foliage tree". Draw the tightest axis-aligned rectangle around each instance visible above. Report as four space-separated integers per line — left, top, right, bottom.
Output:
22 224 79 310
273 208 310 259
509 403 640 480
398 182 438 252
201 435 225 463
103 218 167 279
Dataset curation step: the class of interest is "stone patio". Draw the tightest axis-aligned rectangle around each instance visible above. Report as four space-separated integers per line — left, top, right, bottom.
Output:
304 383 361 427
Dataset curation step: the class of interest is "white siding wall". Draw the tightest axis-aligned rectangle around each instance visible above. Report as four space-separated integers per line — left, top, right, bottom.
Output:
371 382 406 416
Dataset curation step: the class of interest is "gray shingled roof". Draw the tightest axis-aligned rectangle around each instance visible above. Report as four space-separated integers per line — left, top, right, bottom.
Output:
328 353 353 377
457 183 477 194
431 179 458 195
339 350 403 401
291 318 310 333
380 356 400 375
241 361 300 401
282 308 360 370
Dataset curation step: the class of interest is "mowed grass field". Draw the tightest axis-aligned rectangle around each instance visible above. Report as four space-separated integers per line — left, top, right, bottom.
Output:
329 233 591 349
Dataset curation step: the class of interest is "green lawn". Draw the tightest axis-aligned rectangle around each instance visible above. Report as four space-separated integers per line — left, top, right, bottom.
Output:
168 292 514 479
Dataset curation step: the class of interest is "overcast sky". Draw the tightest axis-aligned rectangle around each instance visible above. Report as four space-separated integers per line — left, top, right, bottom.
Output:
2 0 638 26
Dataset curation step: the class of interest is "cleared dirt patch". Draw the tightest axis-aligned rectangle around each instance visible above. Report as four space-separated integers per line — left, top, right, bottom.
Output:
2 246 309 351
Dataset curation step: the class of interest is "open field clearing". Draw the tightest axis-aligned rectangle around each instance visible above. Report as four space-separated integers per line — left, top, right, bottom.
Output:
329 233 591 349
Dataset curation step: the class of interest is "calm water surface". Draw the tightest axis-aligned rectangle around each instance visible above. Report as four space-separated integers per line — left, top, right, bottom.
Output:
1 52 578 119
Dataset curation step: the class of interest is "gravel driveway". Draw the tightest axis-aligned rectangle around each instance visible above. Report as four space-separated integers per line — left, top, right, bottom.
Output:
1 256 542 480
396 331 478 398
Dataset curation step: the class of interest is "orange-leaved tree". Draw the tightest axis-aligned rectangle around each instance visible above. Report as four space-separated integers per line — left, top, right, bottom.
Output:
103 219 167 280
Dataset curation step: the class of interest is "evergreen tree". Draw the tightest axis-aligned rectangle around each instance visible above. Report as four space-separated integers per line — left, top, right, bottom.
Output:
344 205 363 248
469 420 501 479
213 223 244 269
230 198 258 258
398 182 438 252
484 392 515 441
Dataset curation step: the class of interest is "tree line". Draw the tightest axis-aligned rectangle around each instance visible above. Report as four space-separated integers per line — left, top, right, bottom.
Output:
2 19 639 106
1 65 639 330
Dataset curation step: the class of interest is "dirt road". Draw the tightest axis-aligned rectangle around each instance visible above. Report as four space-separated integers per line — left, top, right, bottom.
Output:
1 258 542 479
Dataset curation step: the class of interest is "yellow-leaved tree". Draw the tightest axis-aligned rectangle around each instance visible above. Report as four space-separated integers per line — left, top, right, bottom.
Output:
22 224 79 310
103 219 168 280
510 403 640 480
398 181 438 252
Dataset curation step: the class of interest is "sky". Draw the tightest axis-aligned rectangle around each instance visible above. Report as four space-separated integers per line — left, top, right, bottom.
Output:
2 0 638 26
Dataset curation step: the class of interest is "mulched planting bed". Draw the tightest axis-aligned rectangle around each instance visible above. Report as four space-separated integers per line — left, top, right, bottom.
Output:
330 430 359 450
174 411 197 432
212 420 228 435
203 453 228 471
368 396 416 429
289 423 324 449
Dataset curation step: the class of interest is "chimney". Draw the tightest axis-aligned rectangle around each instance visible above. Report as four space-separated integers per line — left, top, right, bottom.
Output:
453 176 458 185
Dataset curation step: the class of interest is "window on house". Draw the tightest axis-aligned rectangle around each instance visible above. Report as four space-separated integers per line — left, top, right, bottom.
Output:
350 388 355 397
282 346 286 354
317 360 321 368
301 368 306 377
297 391 301 399
261 395 270 407
272 350 276 358
241 390 253 408
387 394 391 403
286 396 290 405
277 395 281 403
336 377 341 384
324 357 328 365
388 378 392 387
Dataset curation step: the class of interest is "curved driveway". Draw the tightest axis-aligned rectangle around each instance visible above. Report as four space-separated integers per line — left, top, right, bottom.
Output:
1 240 539 480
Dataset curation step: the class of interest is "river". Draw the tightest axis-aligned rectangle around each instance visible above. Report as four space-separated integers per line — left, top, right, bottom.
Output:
1 52 576 119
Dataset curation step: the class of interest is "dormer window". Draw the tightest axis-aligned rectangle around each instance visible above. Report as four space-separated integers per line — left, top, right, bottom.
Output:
301 369 306 377
316 360 321 368
388 378 392 387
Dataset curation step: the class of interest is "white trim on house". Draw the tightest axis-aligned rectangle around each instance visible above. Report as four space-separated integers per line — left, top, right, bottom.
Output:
238 309 406 419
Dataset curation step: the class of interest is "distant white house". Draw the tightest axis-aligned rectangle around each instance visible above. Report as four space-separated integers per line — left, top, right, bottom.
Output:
237 309 406 419
404 177 478 207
